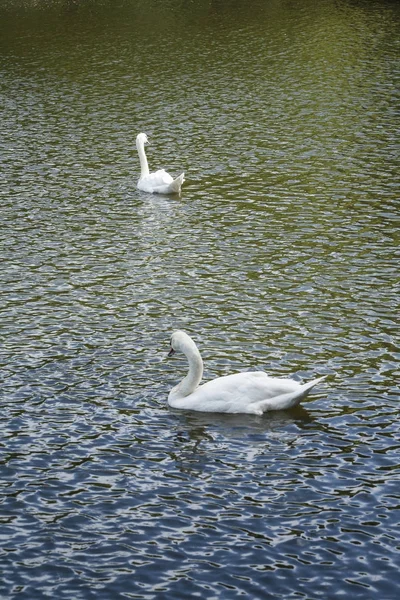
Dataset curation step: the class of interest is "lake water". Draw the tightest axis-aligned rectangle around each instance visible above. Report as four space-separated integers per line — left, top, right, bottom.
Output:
1 0 399 598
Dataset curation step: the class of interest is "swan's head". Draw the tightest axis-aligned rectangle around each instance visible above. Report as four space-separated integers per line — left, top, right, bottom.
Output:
168 330 196 357
136 132 149 146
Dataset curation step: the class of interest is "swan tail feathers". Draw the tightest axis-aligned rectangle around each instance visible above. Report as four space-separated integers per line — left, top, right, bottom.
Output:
169 172 185 193
253 375 327 414
303 375 327 388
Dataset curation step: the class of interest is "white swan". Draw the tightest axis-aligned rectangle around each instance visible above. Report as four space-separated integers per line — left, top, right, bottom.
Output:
136 133 185 194
168 331 327 415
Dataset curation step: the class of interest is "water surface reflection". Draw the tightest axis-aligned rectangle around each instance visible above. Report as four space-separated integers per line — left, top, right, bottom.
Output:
1 0 399 598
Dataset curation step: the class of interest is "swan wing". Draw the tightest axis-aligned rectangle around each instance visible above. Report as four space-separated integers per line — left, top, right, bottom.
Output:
138 169 173 192
202 371 300 401
253 376 327 414
138 170 185 194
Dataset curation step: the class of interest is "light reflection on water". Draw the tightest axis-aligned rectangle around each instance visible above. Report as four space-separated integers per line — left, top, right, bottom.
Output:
1 0 399 598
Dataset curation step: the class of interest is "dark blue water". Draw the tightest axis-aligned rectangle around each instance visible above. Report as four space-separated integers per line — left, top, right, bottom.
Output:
1 0 400 598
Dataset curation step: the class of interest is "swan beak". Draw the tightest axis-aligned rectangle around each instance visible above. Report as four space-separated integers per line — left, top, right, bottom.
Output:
168 347 175 357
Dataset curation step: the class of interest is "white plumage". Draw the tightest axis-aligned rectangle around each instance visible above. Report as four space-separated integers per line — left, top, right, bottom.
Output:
168 330 327 415
136 133 184 194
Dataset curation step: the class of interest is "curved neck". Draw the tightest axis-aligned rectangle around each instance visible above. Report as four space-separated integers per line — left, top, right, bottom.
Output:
178 342 203 397
136 139 149 178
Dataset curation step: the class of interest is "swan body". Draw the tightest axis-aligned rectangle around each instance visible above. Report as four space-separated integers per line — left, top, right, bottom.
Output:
168 330 327 415
136 133 185 194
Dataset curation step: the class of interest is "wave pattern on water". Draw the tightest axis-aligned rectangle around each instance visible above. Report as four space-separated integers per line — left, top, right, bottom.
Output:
2 402 400 599
1 0 399 598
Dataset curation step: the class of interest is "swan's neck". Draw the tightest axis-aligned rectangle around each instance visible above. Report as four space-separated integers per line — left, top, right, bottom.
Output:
136 140 150 178
176 343 203 398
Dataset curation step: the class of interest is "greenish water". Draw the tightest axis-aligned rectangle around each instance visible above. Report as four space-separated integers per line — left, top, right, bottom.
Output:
1 1 399 598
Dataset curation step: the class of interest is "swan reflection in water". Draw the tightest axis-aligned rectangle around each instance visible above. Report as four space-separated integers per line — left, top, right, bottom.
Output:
169 406 316 475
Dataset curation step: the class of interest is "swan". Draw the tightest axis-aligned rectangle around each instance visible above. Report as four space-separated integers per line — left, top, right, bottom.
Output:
167 330 327 415
136 133 185 194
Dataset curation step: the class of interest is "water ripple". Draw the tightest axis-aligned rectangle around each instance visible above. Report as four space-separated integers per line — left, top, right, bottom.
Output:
1 0 400 598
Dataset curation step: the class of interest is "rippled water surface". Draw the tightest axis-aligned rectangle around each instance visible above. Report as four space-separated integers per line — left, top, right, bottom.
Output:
1 0 399 598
